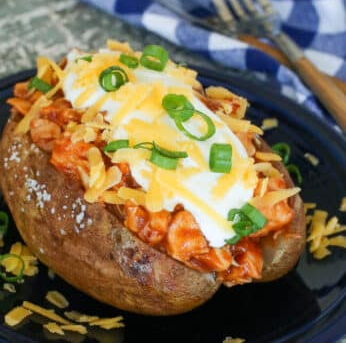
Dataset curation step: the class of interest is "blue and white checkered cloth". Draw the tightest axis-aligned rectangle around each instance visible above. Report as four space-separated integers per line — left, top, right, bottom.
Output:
80 0 346 128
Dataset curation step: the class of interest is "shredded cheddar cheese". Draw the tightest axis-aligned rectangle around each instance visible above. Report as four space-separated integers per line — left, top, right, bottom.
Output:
107 39 133 53
61 324 88 335
89 316 125 330
306 207 346 259
255 151 282 162
223 337 245 343
5 306 32 326
3 283 16 293
15 96 52 134
304 153 319 166
261 118 278 130
250 188 300 209
205 86 248 118
339 197 346 212
117 187 146 206
64 311 99 323
84 165 122 203
145 169 164 212
22 301 70 325
1 242 39 280
44 322 65 335
217 114 263 135
46 291 69 309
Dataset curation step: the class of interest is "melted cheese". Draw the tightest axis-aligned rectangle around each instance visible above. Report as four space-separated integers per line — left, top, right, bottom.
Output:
62 47 260 247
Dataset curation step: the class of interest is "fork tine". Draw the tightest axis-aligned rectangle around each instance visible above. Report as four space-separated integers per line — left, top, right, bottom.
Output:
212 0 235 23
227 0 248 19
240 0 259 14
256 0 274 15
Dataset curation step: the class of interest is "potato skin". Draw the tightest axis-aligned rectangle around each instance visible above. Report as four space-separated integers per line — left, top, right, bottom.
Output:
0 113 219 315
0 113 306 315
254 137 306 282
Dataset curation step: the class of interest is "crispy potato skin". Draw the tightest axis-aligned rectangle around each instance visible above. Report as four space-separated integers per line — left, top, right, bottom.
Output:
0 113 219 315
0 114 305 315
254 137 306 282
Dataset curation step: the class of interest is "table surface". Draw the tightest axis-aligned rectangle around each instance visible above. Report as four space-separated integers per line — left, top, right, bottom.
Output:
0 0 222 79
0 0 345 343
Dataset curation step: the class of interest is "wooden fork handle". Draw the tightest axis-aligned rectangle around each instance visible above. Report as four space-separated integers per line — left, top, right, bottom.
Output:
240 33 346 131
239 35 346 95
293 57 346 130
273 33 346 131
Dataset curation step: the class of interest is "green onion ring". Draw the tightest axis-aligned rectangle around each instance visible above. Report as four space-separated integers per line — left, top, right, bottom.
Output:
140 45 169 71
28 77 52 94
173 110 216 141
0 254 25 282
271 142 291 165
209 143 232 173
241 203 267 229
162 94 194 122
153 142 188 158
226 203 267 244
133 142 154 150
99 66 128 92
286 164 303 185
150 149 178 170
103 140 129 153
75 55 92 63
119 54 139 69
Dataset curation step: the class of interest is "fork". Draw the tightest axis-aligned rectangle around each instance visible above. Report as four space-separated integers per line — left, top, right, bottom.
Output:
153 0 346 131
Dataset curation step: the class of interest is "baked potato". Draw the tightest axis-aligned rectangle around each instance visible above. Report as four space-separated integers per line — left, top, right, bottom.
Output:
0 40 305 315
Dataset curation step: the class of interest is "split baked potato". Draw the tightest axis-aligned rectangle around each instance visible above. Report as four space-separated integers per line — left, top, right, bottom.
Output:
0 41 305 315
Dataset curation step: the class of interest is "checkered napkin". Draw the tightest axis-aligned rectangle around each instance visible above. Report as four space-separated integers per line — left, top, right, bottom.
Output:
80 0 346 127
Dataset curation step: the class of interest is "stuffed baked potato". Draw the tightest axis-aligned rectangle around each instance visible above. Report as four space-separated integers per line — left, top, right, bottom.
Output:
0 40 305 315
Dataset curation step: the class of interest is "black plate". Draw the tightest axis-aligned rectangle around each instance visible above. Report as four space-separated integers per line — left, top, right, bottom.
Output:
0 69 345 343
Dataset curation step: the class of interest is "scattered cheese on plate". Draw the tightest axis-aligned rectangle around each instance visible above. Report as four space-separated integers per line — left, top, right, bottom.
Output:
22 301 70 325
61 324 88 335
340 197 346 212
304 153 319 166
45 290 69 309
89 316 125 330
3 283 16 293
44 322 65 335
223 337 245 343
4 306 32 326
306 202 346 259
261 118 278 130
64 310 99 323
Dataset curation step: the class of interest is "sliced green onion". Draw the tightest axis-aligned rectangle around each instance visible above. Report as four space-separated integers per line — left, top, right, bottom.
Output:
0 254 24 282
272 142 291 165
119 54 139 69
162 94 194 122
174 110 216 141
0 211 9 237
153 142 188 158
28 77 52 94
103 140 129 153
140 45 169 71
227 209 243 222
226 204 267 244
225 234 242 245
150 149 178 170
133 142 154 150
99 66 128 92
75 55 92 63
209 143 232 173
241 203 267 229
286 164 303 185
